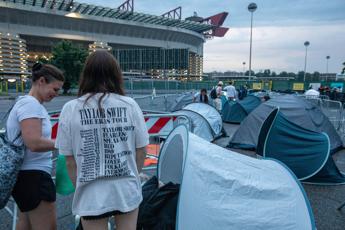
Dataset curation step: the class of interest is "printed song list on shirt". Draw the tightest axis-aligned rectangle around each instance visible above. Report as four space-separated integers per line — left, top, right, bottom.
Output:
78 107 135 182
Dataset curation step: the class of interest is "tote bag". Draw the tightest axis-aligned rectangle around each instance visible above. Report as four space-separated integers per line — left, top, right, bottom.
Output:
0 132 24 208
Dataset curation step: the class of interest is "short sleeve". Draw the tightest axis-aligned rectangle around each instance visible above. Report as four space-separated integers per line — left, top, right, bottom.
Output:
16 97 45 121
55 102 73 156
132 101 149 148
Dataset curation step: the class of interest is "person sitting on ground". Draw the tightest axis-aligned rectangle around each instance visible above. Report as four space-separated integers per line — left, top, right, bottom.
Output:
193 88 209 104
224 81 237 101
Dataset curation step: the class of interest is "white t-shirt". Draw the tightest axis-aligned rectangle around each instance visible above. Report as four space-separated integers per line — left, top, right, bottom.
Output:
216 86 222 97
55 93 149 216
6 95 53 174
224 85 237 98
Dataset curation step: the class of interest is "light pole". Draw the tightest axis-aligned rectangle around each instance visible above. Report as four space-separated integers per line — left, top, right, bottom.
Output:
242 61 246 76
248 3 257 81
326 55 330 82
303 41 310 82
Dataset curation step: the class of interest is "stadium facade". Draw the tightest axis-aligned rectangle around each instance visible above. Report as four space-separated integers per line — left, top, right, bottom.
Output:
0 0 228 81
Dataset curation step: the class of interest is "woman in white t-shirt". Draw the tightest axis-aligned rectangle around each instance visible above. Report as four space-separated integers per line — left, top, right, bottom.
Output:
6 63 64 229
55 51 149 230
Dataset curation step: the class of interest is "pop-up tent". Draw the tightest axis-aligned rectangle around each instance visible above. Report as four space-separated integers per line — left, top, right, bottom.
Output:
222 95 261 123
257 108 345 184
158 125 315 229
229 95 343 153
174 103 223 141
167 92 194 112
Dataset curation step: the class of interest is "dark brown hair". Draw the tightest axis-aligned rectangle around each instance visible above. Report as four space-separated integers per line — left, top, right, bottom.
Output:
32 63 64 83
200 88 208 104
78 51 125 107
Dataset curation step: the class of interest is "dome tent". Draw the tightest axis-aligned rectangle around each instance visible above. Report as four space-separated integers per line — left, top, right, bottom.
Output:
257 108 345 184
229 95 343 154
174 103 224 142
222 95 261 123
156 125 316 229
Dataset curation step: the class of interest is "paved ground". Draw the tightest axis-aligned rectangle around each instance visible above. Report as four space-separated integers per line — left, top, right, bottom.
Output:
1 96 345 229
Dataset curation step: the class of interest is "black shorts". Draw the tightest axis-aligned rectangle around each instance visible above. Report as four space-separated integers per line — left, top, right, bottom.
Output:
12 170 56 212
82 210 128 220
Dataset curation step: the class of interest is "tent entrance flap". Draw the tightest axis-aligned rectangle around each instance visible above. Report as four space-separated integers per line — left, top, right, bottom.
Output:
157 124 189 184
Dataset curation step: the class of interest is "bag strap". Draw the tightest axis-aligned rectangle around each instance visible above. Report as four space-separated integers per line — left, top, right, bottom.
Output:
12 131 22 144
0 100 17 124
1 97 24 145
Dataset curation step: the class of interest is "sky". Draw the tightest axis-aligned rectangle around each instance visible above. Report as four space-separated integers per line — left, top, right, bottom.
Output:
78 0 345 74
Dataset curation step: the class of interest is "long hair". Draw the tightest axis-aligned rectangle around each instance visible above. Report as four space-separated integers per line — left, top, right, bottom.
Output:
200 88 208 104
31 63 64 83
78 51 125 108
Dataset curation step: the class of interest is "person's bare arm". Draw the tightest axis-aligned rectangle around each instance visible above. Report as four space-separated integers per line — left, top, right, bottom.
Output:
20 118 55 152
65 155 77 187
136 147 147 174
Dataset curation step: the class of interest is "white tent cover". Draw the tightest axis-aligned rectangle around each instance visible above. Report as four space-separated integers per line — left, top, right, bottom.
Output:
177 132 315 230
182 103 222 137
174 110 214 142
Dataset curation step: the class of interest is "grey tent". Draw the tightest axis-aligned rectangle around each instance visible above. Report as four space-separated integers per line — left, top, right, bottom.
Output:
157 124 188 184
229 95 343 154
174 103 223 142
160 125 316 229
257 108 345 184
166 92 194 112
222 95 261 123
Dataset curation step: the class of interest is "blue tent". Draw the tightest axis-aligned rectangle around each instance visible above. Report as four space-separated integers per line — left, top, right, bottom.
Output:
229 95 343 154
256 108 345 184
222 95 261 123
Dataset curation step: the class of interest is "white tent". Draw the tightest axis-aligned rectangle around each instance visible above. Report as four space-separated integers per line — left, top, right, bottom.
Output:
173 103 223 142
183 103 222 136
174 110 214 142
157 125 315 230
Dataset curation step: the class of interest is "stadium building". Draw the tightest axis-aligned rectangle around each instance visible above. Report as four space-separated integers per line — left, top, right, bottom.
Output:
0 0 228 81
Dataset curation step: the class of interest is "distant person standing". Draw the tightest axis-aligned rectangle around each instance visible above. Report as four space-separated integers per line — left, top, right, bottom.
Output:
224 81 237 101
211 81 223 112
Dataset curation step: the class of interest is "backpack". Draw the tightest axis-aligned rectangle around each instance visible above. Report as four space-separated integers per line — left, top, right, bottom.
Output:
210 88 217 99
137 176 180 230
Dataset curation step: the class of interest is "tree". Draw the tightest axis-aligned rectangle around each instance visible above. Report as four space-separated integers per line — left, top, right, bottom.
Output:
263 69 271 78
312 71 320 82
245 70 255 76
342 62 345 74
49 40 88 94
279 71 288 78
287 72 296 79
271 71 277 77
296 71 304 81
